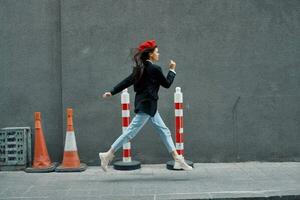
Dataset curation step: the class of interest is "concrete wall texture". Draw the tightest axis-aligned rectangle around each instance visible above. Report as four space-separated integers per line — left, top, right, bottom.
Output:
1 0 299 165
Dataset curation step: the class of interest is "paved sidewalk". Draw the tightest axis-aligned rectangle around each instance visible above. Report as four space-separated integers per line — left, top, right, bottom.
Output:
0 162 299 200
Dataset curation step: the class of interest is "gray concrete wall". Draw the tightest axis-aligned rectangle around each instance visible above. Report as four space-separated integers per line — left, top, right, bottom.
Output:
1 0 299 165
0 0 63 162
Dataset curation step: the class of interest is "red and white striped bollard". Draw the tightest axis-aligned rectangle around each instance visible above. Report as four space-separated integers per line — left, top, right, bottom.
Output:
121 89 131 162
174 87 184 156
113 88 141 170
166 87 193 170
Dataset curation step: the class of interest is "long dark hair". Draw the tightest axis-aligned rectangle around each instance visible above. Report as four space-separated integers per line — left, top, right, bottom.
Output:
130 46 157 83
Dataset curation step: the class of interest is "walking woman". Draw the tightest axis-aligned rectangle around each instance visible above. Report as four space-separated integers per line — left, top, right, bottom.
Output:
100 40 193 171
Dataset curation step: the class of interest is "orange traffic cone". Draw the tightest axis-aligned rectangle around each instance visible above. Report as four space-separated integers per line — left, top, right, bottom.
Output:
55 108 87 172
25 112 57 173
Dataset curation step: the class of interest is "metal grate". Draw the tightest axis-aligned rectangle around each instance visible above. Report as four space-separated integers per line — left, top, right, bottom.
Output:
0 127 32 169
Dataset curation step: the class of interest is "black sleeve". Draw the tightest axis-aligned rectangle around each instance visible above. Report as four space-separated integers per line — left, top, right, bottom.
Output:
152 67 176 88
110 72 135 95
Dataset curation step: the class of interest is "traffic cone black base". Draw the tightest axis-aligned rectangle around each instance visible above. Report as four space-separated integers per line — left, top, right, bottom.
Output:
113 160 141 170
25 162 58 173
55 163 87 172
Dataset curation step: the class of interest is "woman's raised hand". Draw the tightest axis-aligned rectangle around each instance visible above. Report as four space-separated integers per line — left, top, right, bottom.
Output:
169 60 176 70
102 92 112 99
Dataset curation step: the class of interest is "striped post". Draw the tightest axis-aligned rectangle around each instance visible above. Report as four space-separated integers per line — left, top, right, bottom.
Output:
113 88 141 170
121 89 131 162
166 86 193 170
174 87 184 156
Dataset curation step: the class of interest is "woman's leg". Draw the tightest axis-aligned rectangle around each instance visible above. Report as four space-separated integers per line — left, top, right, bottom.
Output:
150 111 176 154
99 112 150 171
110 112 150 152
150 111 193 171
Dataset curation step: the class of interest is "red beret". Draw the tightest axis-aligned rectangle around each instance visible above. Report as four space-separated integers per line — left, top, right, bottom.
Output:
137 40 157 52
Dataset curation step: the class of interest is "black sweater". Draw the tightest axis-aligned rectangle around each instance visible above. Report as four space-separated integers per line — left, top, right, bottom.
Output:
110 60 176 117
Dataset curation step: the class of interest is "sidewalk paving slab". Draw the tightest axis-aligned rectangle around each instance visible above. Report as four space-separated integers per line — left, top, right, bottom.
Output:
0 162 299 199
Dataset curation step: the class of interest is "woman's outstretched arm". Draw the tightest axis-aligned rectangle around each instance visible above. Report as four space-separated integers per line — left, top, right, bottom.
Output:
152 60 177 88
152 67 176 88
110 72 135 95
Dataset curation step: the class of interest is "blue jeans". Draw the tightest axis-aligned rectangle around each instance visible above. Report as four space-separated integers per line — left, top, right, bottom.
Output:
111 111 176 153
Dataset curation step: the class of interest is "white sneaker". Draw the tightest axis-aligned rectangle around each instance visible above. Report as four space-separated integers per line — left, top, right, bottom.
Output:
174 155 193 171
173 158 181 169
99 152 114 172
